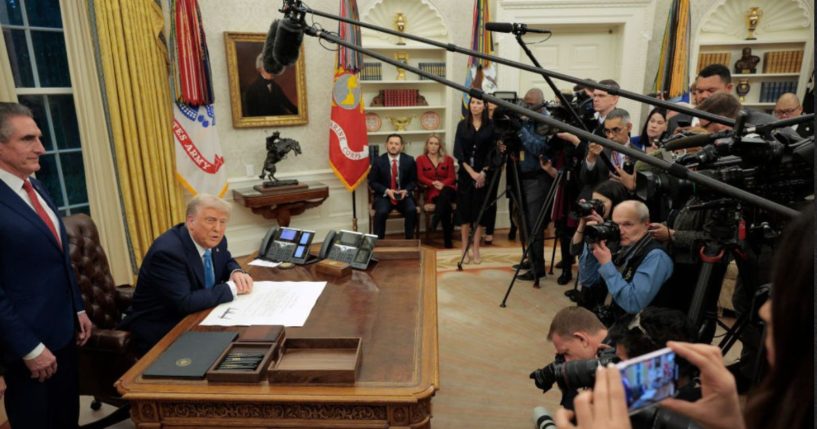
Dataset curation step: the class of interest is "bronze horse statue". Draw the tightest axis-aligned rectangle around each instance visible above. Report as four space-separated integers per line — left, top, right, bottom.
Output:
259 131 302 187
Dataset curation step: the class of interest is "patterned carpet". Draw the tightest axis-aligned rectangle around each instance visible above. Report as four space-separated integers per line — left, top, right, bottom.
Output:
432 247 574 428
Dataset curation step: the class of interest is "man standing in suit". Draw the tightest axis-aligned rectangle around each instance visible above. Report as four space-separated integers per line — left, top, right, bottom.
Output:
120 194 253 355
0 102 93 428
369 134 417 239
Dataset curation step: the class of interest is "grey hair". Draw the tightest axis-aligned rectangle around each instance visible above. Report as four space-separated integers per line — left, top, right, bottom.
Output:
616 199 649 223
0 102 33 142
186 194 232 218
525 87 544 103
605 108 631 125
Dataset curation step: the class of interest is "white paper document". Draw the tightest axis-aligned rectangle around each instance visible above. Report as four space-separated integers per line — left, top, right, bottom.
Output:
200 281 326 326
248 259 281 268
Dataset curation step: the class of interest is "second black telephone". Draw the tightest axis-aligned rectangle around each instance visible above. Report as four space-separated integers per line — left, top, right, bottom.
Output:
258 227 315 264
318 230 378 270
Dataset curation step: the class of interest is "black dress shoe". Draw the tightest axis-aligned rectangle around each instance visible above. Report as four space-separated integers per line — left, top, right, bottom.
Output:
512 260 531 270
518 270 545 281
557 271 573 285
564 289 580 302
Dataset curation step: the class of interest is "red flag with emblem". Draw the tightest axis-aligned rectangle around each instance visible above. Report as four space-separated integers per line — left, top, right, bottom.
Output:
329 0 369 191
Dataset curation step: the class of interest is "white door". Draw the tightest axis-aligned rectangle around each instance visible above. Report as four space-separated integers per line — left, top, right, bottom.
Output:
516 24 624 103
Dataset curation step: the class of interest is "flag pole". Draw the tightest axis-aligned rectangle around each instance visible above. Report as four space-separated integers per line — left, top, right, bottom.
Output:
351 190 358 231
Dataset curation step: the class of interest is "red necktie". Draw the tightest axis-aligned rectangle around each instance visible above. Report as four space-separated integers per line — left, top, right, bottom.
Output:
22 180 61 247
390 158 398 205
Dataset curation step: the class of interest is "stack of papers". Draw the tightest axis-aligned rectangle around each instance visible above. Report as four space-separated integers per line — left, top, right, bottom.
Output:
200 281 326 326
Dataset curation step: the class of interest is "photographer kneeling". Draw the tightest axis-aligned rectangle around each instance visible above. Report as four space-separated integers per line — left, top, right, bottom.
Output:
578 198 674 322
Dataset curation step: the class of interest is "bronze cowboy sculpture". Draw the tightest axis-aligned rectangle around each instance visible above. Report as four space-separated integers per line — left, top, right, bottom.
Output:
259 131 302 188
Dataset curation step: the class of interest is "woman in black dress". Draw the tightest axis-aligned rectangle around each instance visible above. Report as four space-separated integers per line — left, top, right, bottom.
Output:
454 97 494 264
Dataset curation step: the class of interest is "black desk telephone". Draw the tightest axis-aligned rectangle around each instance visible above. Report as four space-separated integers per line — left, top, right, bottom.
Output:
258 227 316 264
318 230 378 270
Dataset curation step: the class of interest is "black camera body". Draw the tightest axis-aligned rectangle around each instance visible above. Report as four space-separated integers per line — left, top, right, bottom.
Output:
585 220 620 244
530 347 620 393
576 199 605 217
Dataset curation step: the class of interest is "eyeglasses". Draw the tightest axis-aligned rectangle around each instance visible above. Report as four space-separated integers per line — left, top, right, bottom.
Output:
603 127 625 135
774 107 799 116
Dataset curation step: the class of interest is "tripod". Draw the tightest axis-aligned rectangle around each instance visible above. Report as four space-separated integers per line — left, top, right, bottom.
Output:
500 168 563 306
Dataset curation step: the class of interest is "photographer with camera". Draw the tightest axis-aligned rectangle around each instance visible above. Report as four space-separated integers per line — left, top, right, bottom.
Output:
532 306 611 410
579 199 673 320
513 88 552 282
571 180 629 311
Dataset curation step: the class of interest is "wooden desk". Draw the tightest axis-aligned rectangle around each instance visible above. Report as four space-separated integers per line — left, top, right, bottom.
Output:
116 247 439 428
233 182 329 226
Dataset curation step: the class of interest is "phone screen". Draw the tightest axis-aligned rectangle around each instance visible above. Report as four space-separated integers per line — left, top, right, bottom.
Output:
279 228 297 242
616 347 678 412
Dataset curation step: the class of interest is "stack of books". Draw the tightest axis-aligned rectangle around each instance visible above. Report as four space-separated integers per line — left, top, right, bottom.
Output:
418 62 446 80
381 89 420 106
759 81 798 102
697 52 731 72
763 50 804 73
361 63 382 81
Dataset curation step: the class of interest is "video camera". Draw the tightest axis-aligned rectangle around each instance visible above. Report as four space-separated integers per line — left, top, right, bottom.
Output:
529 347 620 394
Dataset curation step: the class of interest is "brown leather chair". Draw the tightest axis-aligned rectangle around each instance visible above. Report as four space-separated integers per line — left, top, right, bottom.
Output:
64 214 137 429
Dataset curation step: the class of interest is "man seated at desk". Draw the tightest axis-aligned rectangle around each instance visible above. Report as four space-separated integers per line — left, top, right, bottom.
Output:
121 194 253 355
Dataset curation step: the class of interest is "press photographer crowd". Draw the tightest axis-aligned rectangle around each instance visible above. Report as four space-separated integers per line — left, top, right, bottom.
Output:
484 64 814 429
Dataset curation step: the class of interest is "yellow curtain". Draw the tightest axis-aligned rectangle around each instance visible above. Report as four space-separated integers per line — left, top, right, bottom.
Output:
92 0 184 267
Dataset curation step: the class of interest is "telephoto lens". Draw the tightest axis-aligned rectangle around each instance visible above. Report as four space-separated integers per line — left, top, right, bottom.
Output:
532 406 556 429
584 220 620 244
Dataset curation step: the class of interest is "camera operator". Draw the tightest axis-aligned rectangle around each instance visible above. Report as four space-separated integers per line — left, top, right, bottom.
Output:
514 88 552 282
580 108 639 201
580 200 674 319
571 180 629 311
539 306 610 409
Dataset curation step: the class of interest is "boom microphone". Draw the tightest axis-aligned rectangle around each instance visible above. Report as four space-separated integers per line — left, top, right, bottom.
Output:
485 22 551 35
273 16 304 66
262 20 284 75
663 131 732 151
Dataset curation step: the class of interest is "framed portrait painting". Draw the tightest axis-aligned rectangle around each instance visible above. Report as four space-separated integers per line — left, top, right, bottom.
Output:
224 32 308 128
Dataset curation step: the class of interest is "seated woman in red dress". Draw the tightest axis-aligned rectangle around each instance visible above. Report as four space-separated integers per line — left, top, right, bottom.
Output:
416 134 456 248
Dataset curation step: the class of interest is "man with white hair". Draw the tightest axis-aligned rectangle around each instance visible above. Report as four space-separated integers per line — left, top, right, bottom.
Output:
121 194 254 354
580 199 673 317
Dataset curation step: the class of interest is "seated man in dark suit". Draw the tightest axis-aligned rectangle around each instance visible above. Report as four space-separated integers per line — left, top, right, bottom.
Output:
369 134 417 239
120 194 253 355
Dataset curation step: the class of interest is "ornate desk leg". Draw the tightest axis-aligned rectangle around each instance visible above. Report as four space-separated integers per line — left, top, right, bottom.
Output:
388 398 432 428
131 401 161 428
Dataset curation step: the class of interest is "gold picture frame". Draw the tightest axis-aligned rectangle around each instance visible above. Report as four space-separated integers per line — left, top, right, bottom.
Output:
224 32 308 128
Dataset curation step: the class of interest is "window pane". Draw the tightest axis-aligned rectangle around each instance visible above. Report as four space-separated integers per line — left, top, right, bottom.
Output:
0 0 23 25
35 153 64 207
60 151 87 206
17 94 54 150
3 28 34 87
31 30 69 87
25 0 61 28
48 95 79 149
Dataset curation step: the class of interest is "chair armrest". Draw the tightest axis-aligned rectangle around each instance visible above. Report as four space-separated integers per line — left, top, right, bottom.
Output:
85 328 131 351
115 285 134 314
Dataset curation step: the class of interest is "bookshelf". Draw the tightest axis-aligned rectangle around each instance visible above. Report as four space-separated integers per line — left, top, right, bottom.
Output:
359 1 453 159
691 1 813 112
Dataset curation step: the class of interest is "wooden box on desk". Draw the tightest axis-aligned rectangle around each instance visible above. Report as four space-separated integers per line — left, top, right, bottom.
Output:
315 259 351 277
268 337 362 384
373 239 420 260
206 342 277 383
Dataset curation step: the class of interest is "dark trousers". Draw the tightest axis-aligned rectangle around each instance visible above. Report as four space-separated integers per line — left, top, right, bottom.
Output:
432 187 455 246
5 344 79 429
484 170 498 235
373 196 417 239
522 175 552 274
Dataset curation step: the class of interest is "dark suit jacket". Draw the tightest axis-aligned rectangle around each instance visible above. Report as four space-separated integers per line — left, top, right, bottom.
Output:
0 178 84 359
368 153 417 199
244 75 298 117
120 223 240 353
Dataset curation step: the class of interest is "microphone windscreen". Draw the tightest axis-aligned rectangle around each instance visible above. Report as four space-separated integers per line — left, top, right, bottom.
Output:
273 18 304 66
262 20 284 74
485 22 514 33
